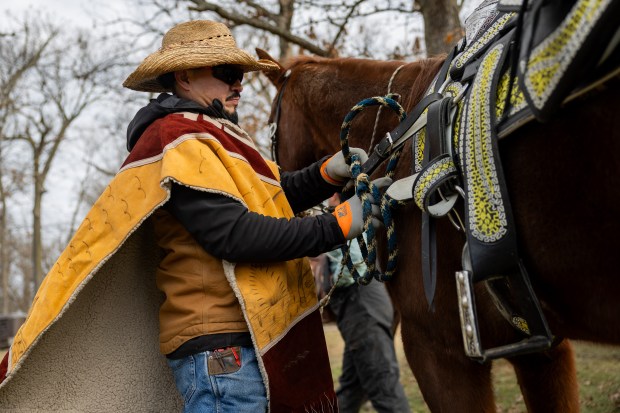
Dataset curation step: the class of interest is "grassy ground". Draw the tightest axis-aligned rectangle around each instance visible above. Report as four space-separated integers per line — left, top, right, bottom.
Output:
324 323 620 413
2 327 618 412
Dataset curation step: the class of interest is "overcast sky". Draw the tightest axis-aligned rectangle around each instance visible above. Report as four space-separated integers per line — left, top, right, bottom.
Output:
2 0 487 240
6 0 486 29
3 0 133 26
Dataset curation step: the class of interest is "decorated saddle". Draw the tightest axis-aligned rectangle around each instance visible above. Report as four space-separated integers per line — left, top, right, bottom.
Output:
367 0 620 361
416 0 619 360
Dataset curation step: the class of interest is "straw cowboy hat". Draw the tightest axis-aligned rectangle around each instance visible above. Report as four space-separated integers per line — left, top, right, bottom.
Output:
123 20 279 92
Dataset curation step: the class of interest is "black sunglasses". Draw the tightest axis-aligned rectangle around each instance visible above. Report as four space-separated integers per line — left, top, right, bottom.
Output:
211 65 244 86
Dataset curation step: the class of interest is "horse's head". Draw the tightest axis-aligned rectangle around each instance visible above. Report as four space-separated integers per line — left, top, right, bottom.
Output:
258 48 343 171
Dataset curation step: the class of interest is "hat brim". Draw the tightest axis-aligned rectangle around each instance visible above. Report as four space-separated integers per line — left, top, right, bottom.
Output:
123 44 279 92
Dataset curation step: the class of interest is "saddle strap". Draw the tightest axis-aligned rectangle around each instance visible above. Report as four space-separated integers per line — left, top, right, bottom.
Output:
420 97 456 308
361 92 442 175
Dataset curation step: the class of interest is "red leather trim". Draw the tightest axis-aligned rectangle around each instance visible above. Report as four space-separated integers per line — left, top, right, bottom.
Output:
121 114 276 181
0 351 8 384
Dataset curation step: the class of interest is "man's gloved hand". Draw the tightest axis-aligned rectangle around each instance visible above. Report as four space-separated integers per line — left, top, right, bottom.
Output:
320 148 369 185
332 177 392 240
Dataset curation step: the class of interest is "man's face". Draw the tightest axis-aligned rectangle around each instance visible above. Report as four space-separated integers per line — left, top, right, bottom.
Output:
182 66 244 115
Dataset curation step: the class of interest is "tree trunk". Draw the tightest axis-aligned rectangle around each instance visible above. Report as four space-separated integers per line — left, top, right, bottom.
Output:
0 142 8 313
417 0 463 56
32 170 43 291
278 0 295 58
1 196 8 313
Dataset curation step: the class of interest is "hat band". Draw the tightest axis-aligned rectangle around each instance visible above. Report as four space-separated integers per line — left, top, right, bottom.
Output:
161 34 236 51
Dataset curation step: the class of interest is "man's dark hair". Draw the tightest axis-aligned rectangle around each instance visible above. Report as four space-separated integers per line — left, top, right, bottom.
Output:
157 72 176 91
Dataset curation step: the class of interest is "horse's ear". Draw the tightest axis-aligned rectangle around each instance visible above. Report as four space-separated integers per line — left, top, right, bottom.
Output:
256 48 285 85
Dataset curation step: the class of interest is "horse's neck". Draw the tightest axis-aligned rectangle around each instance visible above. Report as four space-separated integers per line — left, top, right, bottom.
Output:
286 56 444 161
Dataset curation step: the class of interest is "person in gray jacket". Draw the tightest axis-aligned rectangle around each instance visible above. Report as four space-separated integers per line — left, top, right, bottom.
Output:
325 193 411 413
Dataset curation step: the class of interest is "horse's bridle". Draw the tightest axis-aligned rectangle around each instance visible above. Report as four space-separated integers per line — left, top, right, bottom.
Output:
267 69 292 164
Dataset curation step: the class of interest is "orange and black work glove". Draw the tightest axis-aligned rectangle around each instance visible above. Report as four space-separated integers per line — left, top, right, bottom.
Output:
320 148 369 185
331 177 392 240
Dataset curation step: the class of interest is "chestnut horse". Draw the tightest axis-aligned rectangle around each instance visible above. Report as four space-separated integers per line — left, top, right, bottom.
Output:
258 51 620 412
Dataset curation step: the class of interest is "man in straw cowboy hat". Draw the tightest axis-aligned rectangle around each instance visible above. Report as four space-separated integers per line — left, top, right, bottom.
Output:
122 19 395 412
0 19 390 412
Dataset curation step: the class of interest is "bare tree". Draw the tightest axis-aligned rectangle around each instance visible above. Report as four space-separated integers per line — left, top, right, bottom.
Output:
2 16 128 292
416 0 463 56
63 111 130 244
175 0 463 58
0 17 58 312
187 0 314 58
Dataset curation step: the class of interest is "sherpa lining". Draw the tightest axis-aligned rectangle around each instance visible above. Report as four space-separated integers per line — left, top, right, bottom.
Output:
0 224 182 412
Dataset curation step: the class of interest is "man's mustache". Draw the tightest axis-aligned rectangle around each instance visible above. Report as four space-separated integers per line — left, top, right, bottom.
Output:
226 92 241 101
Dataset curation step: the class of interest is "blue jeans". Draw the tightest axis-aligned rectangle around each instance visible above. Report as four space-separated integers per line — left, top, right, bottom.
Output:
167 346 267 413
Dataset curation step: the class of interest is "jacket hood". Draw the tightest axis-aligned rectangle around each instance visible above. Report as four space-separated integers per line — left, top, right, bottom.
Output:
126 93 237 151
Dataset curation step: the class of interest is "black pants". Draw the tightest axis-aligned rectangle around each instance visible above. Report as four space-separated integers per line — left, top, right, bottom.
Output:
328 281 411 413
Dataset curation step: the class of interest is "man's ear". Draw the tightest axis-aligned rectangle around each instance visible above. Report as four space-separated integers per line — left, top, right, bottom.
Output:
256 48 286 86
175 70 191 92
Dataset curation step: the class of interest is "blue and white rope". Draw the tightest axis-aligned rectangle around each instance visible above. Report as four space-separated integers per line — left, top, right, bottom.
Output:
338 94 408 284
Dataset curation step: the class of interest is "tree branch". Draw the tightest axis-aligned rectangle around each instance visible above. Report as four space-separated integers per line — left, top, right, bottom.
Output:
187 0 331 56
325 0 365 55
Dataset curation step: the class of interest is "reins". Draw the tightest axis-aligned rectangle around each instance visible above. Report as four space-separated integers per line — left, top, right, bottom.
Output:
267 69 291 164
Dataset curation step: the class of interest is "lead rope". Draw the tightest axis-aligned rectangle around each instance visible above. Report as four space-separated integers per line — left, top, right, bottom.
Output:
367 64 406 153
318 93 408 314
339 94 408 284
318 245 352 312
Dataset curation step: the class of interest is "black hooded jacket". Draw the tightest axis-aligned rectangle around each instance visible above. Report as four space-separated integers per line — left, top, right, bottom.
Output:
126 94 345 262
